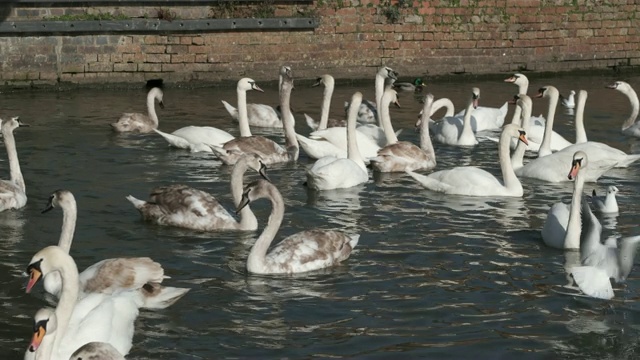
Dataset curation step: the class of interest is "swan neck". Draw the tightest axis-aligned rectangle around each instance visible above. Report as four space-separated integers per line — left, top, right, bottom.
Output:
380 98 398 145
247 186 283 273
564 170 585 249
57 201 77 253
510 104 531 170
231 161 257 229
430 98 455 117
574 92 588 143
374 75 385 127
538 92 558 157
3 130 25 192
237 89 252 137
280 83 299 161
510 105 522 126
518 81 528 95
499 129 522 194
347 100 366 168
50 254 80 357
622 86 640 130
461 99 474 138
147 92 159 126
419 102 436 162
318 83 333 130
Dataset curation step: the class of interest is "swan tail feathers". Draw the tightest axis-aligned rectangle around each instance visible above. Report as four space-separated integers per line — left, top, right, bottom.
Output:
221 100 239 119
394 129 403 137
348 234 360 249
617 154 640 168
126 195 146 209
304 114 319 131
570 266 614 300
153 129 191 149
406 170 452 193
140 283 191 310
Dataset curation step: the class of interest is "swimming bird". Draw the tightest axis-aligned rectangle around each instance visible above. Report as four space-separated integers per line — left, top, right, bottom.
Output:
0 116 28 212
237 179 359 274
606 81 640 137
111 87 164 133
591 186 619 214
560 90 576 109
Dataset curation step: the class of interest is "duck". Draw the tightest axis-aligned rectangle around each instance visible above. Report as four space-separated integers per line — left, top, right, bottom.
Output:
370 93 437 173
305 92 369 190
430 87 479 146
569 197 640 299
111 87 164 133
392 77 426 92
514 89 640 182
540 151 590 250
127 154 268 231
0 116 28 212
211 69 299 165
561 90 576 109
40 190 190 309
237 179 359 274
606 81 640 137
25 246 140 360
221 66 289 128
591 185 619 214
304 74 346 131
153 77 261 153
406 123 528 197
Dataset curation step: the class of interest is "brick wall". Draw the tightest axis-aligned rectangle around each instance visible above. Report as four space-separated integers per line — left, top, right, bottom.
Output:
0 0 639 86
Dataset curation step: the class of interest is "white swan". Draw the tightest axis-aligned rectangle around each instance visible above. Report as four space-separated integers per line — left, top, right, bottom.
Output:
453 101 508 131
561 90 576 109
344 66 398 125
528 85 572 155
40 190 189 309
127 155 267 231
540 151 589 250
154 77 261 152
406 123 528 197
304 74 345 131
221 67 289 128
25 246 140 360
370 93 437 172
431 87 479 146
514 89 640 182
111 87 164 133
305 92 369 190
27 309 127 360
591 185 619 214
211 70 298 165
70 341 125 360
569 198 640 299
0 116 28 212
237 179 359 274
504 73 546 125
607 81 640 137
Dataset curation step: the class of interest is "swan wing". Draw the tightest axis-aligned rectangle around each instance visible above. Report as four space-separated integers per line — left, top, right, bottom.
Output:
172 126 235 147
570 266 614 300
370 142 433 172
408 167 503 196
296 134 347 160
306 158 368 190
80 257 165 295
541 202 570 249
265 230 358 273
246 103 282 127
153 129 193 149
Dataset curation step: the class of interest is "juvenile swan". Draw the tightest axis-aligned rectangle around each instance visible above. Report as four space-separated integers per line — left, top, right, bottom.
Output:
70 341 126 360
237 179 359 274
0 116 28 212
407 123 528 197
42 190 190 310
127 155 268 231
111 87 164 133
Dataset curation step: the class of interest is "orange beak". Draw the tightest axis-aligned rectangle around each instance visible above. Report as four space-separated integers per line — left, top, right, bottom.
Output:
28 325 46 352
26 268 42 294
568 162 580 180
518 132 529 146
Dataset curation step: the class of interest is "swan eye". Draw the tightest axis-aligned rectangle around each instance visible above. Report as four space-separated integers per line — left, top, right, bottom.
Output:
518 130 526 136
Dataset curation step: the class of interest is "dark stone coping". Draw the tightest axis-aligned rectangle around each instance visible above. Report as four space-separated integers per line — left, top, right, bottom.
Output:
6 0 311 4
0 17 318 35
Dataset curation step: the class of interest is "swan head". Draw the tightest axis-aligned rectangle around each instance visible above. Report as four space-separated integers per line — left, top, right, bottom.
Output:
471 87 480 109
149 87 165 108
377 66 398 81
26 246 74 293
1 116 28 135
568 151 588 181
514 94 532 114
312 74 334 88
28 308 57 353
279 65 292 78
415 93 435 130
238 78 264 93
237 154 270 183
569 90 576 96
504 73 528 86
236 179 273 214
42 189 76 214
382 88 401 108
534 85 559 99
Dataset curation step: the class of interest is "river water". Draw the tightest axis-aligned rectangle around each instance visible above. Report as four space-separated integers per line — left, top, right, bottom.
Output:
1 72 640 359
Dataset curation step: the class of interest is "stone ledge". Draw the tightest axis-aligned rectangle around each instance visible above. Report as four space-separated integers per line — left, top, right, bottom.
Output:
0 17 318 35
